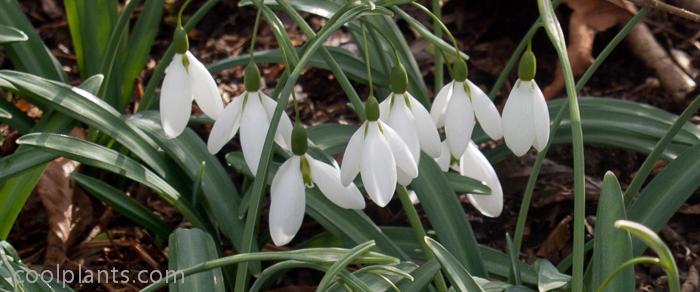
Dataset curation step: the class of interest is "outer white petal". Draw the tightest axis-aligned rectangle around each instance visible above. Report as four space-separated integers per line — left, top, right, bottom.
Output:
435 141 451 172
187 51 224 119
384 95 420 164
460 141 503 217
379 94 392 121
381 121 419 182
160 54 192 138
407 93 442 158
466 80 503 140
530 81 550 151
502 80 534 156
431 81 454 127
308 156 365 209
207 95 244 154
362 123 397 207
240 94 269 175
269 156 305 246
340 124 365 186
444 82 475 157
260 93 293 149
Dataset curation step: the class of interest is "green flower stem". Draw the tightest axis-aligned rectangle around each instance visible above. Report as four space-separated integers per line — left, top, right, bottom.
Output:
138 0 221 112
248 1 263 57
396 186 448 292
512 7 651 256
595 256 659 292
274 0 365 119
624 92 700 203
233 5 370 291
432 0 444 91
361 21 374 97
408 2 461 59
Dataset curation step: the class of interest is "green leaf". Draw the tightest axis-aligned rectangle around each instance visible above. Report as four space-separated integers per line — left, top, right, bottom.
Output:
168 228 226 292
71 173 172 241
0 108 10 119
535 259 570 292
410 153 487 276
0 25 27 44
424 237 486 292
16 133 209 231
0 241 74 291
0 98 33 133
591 172 633 292
317 241 376 291
0 148 56 181
64 0 118 77
396 259 440 292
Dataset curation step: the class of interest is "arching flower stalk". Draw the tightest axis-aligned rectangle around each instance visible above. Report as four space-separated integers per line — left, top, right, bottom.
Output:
160 25 223 138
380 64 442 163
502 47 550 156
341 96 419 207
436 140 504 217
430 61 503 158
270 124 365 246
207 63 293 174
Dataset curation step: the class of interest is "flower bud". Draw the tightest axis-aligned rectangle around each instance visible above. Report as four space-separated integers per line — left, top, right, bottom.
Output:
452 60 468 81
291 123 308 155
365 95 380 121
518 50 537 81
389 63 408 93
244 62 261 92
173 26 189 54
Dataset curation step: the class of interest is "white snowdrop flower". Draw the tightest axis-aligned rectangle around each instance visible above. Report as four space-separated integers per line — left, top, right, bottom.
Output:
379 64 442 162
340 96 419 207
160 26 223 138
270 125 365 246
435 140 504 217
207 64 293 175
430 62 502 158
502 49 550 156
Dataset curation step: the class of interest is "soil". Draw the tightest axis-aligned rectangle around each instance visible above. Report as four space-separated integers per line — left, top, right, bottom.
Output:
2 0 699 291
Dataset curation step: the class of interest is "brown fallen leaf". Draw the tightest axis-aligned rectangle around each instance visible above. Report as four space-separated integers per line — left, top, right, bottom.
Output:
682 265 699 292
536 215 573 262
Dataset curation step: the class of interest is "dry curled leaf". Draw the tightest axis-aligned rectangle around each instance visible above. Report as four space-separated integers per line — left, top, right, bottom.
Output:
536 215 573 261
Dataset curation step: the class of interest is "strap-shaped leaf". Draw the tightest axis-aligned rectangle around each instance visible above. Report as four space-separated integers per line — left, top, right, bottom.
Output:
424 237 485 292
0 25 27 44
168 228 226 292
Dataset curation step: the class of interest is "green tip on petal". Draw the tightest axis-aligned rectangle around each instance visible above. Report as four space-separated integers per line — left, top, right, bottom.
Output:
452 60 468 81
389 63 408 93
518 50 537 81
244 62 261 92
365 95 380 121
291 123 308 155
173 26 189 54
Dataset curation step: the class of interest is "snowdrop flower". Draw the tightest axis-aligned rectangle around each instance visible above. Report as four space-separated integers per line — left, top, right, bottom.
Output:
160 26 223 138
341 96 419 207
270 125 365 246
379 64 442 162
436 141 503 217
430 61 502 158
502 49 550 156
207 63 293 174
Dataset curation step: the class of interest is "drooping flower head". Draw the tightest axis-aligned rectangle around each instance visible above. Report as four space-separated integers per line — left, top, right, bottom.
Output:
502 48 550 156
430 61 502 158
207 63 293 174
379 64 442 163
270 124 365 246
340 96 419 207
160 25 224 138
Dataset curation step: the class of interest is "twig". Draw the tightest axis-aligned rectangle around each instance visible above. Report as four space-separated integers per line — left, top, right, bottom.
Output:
622 0 700 22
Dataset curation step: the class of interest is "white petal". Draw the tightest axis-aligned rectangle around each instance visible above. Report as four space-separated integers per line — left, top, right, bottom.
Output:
381 121 419 183
431 81 454 127
397 168 414 186
408 190 420 205
407 93 442 158
444 82 475 157
340 124 365 186
160 54 192 138
460 141 503 217
187 51 224 119
240 95 269 175
384 95 420 164
308 156 365 209
530 81 550 151
379 94 392 121
502 80 535 156
435 141 451 172
207 95 244 154
466 80 503 140
259 93 293 149
269 156 305 246
362 123 397 207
